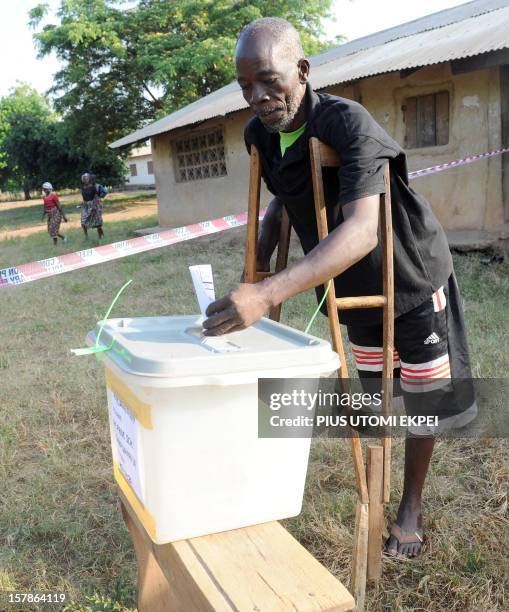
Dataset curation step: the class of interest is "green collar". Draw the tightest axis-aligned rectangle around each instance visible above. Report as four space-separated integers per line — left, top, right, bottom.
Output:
279 122 307 156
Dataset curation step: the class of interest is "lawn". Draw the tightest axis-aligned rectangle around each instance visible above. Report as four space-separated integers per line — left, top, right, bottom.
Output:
0 191 156 233
0 210 508 612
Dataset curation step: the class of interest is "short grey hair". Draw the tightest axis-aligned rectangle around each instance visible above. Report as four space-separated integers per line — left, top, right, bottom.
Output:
237 17 305 60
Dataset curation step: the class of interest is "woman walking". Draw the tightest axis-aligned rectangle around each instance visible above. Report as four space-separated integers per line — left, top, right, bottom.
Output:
41 182 67 245
80 172 108 239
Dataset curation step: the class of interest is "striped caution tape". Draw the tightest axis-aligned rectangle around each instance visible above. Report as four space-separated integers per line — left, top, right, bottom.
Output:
1 146 508 288
407 146 509 179
0 211 255 288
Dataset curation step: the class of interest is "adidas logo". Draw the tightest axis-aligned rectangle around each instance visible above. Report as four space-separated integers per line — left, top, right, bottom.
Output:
424 332 440 345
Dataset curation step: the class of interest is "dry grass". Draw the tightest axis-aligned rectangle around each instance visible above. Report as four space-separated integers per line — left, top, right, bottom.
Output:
0 214 508 611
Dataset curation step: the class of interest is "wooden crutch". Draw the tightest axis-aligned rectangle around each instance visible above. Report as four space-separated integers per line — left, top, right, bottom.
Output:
244 140 394 609
308 137 394 604
244 145 292 322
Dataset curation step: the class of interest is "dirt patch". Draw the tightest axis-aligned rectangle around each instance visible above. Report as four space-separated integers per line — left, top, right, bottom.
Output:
0 199 157 240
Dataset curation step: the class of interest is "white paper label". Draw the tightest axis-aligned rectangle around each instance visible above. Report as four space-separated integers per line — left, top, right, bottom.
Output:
111 392 143 503
189 264 215 317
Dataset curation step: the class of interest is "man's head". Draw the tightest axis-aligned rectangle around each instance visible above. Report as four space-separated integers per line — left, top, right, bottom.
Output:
235 18 310 133
81 173 93 185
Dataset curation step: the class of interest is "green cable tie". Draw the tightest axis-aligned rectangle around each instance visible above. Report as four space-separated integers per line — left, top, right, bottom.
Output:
71 279 133 356
304 280 332 334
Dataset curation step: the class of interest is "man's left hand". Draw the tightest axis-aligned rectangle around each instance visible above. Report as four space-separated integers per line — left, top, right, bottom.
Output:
203 283 272 336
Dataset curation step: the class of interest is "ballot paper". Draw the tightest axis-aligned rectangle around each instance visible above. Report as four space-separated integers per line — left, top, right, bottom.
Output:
189 264 215 318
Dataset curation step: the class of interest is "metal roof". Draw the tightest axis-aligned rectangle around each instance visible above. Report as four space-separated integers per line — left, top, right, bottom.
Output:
111 0 509 149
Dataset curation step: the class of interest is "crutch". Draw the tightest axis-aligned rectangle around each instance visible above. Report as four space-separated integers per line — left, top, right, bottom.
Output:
244 139 394 611
309 137 394 609
244 144 292 322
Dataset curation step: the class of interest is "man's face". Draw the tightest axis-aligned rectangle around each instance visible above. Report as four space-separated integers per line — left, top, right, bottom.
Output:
235 35 308 133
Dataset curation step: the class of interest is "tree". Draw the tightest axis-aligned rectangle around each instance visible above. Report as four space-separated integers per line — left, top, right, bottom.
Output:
0 84 56 198
29 0 342 146
0 84 126 198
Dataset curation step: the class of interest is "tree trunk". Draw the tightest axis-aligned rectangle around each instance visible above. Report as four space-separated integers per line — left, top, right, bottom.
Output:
23 185 31 200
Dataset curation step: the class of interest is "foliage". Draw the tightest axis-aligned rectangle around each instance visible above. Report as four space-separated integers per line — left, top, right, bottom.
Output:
0 84 56 198
0 84 125 197
29 0 342 139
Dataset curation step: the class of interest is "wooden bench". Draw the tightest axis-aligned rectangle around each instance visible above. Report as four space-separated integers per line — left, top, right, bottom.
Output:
120 491 355 612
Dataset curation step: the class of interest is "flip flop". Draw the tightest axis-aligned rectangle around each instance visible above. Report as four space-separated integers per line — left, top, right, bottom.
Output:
384 523 424 558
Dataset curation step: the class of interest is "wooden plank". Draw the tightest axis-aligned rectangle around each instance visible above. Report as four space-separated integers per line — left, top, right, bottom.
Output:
120 491 355 611
187 521 355 611
316 142 341 167
120 495 225 611
435 91 450 146
335 296 386 310
350 502 369 612
380 164 394 503
417 94 436 148
366 447 384 581
349 433 369 505
310 136 369 506
309 138 348 373
270 208 292 321
121 502 169 611
244 145 261 284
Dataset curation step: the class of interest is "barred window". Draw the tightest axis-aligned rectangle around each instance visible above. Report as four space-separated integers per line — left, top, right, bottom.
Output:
129 163 138 177
147 160 154 175
174 128 227 182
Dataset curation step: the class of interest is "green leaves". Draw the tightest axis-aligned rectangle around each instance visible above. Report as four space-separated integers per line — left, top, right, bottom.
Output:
30 0 339 140
0 84 126 196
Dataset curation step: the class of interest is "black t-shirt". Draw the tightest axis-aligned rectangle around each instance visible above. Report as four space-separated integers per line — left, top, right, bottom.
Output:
82 183 107 201
244 83 453 326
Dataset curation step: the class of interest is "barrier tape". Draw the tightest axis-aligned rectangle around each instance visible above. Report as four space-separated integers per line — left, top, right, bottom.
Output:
1 147 508 289
0 211 253 288
407 147 509 179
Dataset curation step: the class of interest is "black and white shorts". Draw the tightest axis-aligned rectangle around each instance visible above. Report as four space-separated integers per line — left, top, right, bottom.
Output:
347 273 477 436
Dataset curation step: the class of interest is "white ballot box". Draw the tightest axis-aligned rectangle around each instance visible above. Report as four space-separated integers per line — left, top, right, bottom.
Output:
88 315 339 543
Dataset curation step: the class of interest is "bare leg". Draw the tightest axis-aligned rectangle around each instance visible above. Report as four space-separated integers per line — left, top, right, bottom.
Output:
386 436 434 557
97 226 104 239
82 225 88 238
53 237 57 245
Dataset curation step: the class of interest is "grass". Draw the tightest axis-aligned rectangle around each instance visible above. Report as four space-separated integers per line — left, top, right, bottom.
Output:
0 209 508 611
0 191 156 233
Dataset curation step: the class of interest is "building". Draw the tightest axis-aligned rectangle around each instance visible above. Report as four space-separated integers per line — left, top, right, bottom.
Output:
125 144 155 188
111 0 509 243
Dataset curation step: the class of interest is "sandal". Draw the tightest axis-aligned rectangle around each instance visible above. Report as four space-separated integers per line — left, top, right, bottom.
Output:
384 523 424 558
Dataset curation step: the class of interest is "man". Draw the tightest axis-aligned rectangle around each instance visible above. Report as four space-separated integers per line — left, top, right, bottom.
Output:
203 17 476 558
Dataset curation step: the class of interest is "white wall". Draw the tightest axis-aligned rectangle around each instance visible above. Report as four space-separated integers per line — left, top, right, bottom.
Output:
126 154 155 186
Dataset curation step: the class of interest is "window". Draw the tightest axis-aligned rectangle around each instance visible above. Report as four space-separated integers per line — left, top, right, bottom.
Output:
174 127 227 182
129 163 138 177
147 160 154 175
403 91 449 148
